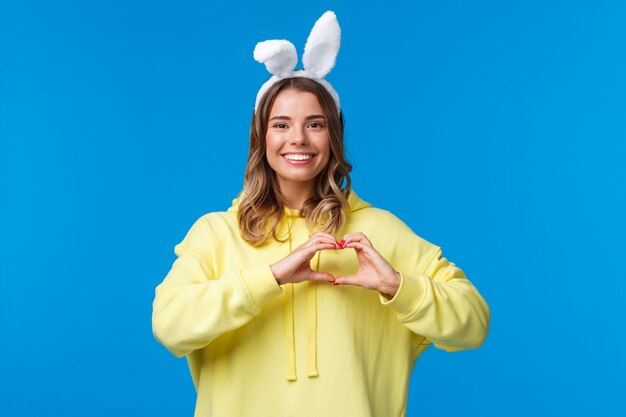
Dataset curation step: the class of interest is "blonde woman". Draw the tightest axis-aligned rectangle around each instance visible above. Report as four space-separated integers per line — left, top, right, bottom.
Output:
152 12 489 417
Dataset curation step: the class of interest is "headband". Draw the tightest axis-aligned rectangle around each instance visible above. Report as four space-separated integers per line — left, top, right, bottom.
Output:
253 11 341 113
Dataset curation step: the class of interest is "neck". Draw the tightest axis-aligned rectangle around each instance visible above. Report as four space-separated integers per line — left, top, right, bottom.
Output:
278 180 315 210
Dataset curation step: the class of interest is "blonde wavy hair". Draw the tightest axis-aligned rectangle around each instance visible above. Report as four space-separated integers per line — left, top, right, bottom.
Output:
238 77 352 245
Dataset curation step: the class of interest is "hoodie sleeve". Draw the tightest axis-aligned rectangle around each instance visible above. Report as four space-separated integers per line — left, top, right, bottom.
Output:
152 216 283 358
376 215 490 351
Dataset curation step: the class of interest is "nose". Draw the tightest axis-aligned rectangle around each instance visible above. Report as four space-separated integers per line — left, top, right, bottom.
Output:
289 126 309 145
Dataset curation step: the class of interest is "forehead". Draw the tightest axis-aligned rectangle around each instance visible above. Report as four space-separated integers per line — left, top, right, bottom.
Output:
269 89 325 117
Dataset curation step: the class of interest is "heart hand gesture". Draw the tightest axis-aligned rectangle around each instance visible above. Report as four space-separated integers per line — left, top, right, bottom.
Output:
334 233 401 298
270 232 339 284
270 231 400 298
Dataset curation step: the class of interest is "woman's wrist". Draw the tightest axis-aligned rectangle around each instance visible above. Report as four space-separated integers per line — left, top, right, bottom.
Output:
379 271 401 299
270 263 284 285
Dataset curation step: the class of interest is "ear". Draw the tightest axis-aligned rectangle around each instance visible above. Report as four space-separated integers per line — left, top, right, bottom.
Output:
254 40 297 77
302 11 341 78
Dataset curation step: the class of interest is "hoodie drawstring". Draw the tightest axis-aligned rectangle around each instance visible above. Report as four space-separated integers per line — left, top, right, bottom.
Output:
281 216 319 381
284 283 297 380
307 256 319 378
284 218 297 381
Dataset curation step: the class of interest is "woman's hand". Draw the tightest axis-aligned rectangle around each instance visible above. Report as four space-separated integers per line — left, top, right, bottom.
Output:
270 232 339 285
334 232 401 299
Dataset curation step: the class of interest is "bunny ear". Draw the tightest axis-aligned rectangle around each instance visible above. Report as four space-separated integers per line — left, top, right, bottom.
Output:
254 40 297 77
302 11 341 78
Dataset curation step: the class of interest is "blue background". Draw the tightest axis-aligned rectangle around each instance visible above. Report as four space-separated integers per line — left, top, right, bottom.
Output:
1 0 625 416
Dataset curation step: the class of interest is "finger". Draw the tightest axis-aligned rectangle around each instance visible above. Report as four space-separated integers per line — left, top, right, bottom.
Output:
309 232 345 249
300 234 336 247
343 241 376 256
314 240 342 251
333 274 360 286
301 241 340 258
305 233 341 246
307 271 336 283
310 232 338 241
288 243 339 269
307 232 340 247
340 232 372 247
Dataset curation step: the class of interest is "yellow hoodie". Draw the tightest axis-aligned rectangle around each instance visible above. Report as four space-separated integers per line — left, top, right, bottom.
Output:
152 191 490 417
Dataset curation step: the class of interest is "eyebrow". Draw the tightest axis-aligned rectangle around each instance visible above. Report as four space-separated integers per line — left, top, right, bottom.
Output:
269 114 326 121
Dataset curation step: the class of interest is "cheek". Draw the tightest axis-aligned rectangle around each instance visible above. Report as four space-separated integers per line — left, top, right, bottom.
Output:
265 132 283 154
319 136 331 162
265 134 280 168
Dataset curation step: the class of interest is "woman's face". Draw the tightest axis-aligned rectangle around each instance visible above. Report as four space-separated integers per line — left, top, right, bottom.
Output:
265 88 331 194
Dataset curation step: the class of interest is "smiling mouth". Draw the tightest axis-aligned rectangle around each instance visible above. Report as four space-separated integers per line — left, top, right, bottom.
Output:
282 153 315 161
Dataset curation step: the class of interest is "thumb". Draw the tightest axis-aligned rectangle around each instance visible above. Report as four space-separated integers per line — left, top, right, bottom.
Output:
333 274 359 286
307 270 336 283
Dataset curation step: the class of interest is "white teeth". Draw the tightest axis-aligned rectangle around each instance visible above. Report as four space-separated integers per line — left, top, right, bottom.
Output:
284 154 313 161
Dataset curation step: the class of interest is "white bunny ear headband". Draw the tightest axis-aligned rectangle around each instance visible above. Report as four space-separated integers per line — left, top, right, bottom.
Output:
253 10 341 113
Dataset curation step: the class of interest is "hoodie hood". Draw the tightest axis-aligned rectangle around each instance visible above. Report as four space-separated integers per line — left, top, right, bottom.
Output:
227 189 371 217
227 190 370 380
